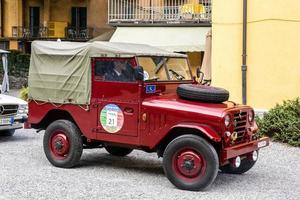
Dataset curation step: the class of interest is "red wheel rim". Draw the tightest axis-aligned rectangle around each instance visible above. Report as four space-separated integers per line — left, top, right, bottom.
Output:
49 130 70 160
172 148 207 182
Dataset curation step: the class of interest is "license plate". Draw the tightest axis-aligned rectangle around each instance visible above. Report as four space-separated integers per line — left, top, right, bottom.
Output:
258 140 267 148
0 117 13 125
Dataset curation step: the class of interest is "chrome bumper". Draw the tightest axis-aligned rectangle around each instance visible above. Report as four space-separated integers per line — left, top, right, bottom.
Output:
0 115 28 131
221 137 270 164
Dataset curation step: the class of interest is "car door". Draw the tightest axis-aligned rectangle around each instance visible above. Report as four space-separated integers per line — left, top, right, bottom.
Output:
91 57 140 141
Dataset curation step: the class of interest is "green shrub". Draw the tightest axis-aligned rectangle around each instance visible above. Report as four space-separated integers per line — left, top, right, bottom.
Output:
0 50 30 77
256 98 300 147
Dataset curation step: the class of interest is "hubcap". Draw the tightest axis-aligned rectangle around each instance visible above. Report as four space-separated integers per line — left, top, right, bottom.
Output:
49 131 70 159
174 149 205 179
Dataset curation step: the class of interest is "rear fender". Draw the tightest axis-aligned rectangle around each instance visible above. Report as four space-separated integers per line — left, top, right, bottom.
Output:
171 123 221 142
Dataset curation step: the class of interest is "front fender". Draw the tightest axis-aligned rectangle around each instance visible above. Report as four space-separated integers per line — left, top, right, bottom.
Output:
172 122 221 142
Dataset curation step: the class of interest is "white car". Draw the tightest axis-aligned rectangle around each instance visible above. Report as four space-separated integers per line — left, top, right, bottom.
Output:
0 94 28 136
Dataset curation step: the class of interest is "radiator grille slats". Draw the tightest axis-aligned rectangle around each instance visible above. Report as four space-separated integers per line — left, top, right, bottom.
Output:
233 111 247 144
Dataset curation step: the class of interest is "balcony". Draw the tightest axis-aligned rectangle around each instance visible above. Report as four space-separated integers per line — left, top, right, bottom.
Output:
11 26 48 39
11 26 93 40
108 0 211 25
65 27 93 40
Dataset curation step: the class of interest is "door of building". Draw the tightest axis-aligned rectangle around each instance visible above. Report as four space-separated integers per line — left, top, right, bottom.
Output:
29 7 40 37
71 7 87 36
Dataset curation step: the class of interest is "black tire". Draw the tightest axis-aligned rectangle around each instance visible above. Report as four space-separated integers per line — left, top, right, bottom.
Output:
0 130 15 136
43 120 83 168
105 146 133 157
177 84 229 103
220 157 257 174
163 135 219 191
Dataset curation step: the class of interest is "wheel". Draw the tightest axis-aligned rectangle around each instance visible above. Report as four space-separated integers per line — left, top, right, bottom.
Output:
177 84 229 103
43 120 83 168
220 155 258 174
105 146 133 157
163 135 219 191
0 130 15 136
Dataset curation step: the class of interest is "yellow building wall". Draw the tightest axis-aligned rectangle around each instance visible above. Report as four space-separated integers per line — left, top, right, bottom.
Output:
212 0 300 109
88 0 112 36
2 0 23 37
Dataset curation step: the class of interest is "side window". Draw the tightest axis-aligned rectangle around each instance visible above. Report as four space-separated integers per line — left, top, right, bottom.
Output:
94 59 136 82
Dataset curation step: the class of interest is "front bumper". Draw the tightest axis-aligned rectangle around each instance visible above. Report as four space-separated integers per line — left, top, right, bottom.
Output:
0 115 28 131
220 137 270 164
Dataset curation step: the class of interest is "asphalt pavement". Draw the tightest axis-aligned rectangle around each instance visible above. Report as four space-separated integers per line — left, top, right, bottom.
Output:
0 129 299 200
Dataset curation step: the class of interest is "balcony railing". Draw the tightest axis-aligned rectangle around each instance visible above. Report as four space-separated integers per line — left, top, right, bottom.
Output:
11 26 93 40
12 26 48 38
108 0 211 24
65 27 93 40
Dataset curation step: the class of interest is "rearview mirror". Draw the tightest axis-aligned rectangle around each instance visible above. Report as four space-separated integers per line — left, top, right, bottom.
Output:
134 65 144 81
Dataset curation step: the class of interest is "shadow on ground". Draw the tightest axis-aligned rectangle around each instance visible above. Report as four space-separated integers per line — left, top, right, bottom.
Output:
79 151 165 176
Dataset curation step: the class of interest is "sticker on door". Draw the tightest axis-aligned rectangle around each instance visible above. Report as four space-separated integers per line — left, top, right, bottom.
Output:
100 104 124 133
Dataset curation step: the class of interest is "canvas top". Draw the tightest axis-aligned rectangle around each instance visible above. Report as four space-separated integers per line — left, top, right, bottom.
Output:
29 41 186 105
31 41 186 58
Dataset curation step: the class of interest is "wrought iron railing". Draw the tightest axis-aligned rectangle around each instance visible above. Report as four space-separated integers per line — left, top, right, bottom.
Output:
65 27 93 40
108 0 211 24
11 26 48 38
10 26 93 40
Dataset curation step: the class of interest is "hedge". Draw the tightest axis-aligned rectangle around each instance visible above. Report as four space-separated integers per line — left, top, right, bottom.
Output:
0 50 30 77
256 98 300 147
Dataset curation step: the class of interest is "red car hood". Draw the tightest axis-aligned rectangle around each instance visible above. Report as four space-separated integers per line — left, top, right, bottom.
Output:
142 93 250 118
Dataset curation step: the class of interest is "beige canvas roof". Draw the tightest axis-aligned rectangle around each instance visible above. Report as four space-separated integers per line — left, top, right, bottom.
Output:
28 41 186 105
31 41 187 58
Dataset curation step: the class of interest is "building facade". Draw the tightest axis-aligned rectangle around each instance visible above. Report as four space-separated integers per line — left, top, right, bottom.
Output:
0 0 111 51
0 0 212 77
212 0 300 109
107 0 212 77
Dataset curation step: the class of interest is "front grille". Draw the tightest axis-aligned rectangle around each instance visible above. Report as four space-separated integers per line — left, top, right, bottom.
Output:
233 111 248 143
0 105 19 116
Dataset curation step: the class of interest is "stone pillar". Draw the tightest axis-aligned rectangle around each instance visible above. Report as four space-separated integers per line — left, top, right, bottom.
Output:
43 0 50 26
2 0 23 37
0 0 2 37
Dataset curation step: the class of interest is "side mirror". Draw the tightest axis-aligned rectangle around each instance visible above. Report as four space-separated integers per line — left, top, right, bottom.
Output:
196 68 201 78
134 65 144 81
196 68 204 83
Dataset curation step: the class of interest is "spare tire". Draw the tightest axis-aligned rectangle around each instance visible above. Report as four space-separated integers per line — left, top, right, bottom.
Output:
177 84 229 103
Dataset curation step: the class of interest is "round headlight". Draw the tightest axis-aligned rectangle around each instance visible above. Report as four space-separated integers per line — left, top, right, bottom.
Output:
224 115 231 127
18 104 28 114
248 110 254 122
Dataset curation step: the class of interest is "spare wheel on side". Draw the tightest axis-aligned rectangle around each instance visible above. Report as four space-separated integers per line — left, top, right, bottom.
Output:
177 84 229 103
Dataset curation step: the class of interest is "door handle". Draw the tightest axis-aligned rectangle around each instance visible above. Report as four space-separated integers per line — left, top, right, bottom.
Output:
124 107 134 115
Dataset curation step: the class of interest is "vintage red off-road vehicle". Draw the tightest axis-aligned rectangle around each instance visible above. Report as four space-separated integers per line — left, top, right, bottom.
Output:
27 41 269 191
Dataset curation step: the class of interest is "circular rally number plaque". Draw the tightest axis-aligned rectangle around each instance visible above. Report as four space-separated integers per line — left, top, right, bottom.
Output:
100 104 124 133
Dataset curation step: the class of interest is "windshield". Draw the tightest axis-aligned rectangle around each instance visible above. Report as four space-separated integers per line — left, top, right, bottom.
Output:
137 57 192 82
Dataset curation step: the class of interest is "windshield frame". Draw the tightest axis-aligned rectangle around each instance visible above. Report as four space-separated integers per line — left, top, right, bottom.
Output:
136 56 193 82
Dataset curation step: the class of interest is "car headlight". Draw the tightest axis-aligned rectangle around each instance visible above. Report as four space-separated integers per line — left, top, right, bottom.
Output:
248 110 254 122
224 114 231 127
18 104 28 114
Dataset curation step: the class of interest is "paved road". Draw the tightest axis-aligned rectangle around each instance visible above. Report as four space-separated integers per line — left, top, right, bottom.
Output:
0 129 299 200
